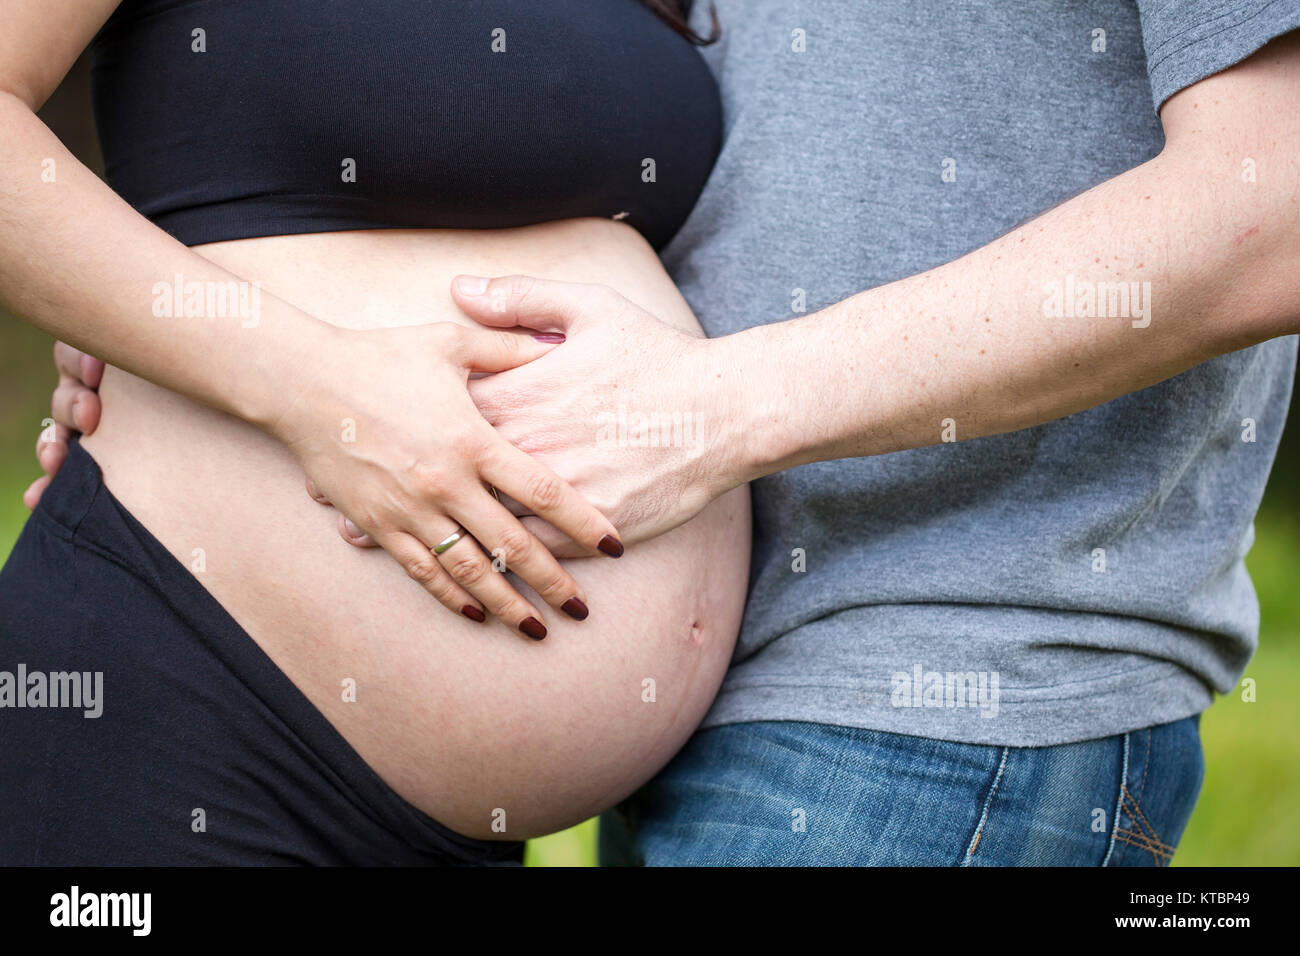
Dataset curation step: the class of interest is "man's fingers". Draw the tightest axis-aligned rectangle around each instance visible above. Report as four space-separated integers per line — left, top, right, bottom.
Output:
53 342 86 381
35 422 71 452
336 512 377 548
450 273 609 332
36 429 69 477
22 475 51 511
49 381 77 429
80 353 105 389
54 342 105 390
301 477 376 547
304 474 331 504
51 381 100 433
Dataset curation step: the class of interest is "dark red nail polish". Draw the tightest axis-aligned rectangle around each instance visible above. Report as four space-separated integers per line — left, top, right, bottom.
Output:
520 617 547 640
598 535 624 558
532 333 566 343
561 597 589 621
461 605 486 623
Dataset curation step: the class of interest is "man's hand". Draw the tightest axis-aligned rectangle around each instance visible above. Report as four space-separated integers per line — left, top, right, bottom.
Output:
24 341 104 510
449 274 744 557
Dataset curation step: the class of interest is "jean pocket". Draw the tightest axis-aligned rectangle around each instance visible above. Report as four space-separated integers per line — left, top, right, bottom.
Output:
1106 719 1204 867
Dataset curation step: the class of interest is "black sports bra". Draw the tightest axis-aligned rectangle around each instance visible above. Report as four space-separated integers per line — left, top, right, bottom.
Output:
89 1 722 249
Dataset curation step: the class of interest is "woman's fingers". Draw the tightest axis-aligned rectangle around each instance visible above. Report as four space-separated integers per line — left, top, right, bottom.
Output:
359 499 566 641
480 441 623 558
444 322 565 374
450 274 605 333
457 497 590 623
518 514 592 561
427 520 551 640
373 528 486 624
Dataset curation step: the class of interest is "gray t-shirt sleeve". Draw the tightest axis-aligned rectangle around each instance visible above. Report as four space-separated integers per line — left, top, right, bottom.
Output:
1137 0 1300 110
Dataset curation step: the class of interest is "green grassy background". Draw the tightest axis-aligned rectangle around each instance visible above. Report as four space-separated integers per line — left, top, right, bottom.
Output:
3 311 1298 867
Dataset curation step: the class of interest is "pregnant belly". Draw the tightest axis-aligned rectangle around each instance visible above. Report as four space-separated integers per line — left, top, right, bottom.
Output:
80 218 750 840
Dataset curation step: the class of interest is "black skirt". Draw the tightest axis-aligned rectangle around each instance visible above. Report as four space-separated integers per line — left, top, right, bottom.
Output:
0 439 521 866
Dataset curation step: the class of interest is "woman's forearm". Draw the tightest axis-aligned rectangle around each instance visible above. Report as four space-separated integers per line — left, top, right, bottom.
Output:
3 90 626 630
0 91 333 432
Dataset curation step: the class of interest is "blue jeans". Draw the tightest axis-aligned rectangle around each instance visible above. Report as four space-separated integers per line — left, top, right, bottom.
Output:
600 716 1204 866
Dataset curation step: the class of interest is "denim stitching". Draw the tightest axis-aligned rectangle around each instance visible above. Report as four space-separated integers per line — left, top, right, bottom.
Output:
1116 786 1176 864
1112 823 1172 854
1112 731 1175 865
1137 729 1152 807
1112 814 1175 862
1123 793 1173 853
1101 732 1129 867
961 747 1009 865
1112 828 1174 863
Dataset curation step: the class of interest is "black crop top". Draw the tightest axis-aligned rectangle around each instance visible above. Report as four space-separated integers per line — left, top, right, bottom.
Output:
89 1 722 250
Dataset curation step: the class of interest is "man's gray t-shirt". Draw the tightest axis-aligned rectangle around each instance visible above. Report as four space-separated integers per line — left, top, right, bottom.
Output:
666 0 1300 746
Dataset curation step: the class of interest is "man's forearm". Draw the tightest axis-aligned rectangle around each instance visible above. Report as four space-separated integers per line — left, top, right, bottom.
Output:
711 31 1300 486
715 143 1299 484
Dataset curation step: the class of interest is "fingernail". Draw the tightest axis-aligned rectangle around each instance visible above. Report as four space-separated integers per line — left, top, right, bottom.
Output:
461 605 486 623
71 398 83 431
343 517 362 537
520 617 547 640
561 597 589 621
456 275 489 295
598 535 624 558
532 333 566 343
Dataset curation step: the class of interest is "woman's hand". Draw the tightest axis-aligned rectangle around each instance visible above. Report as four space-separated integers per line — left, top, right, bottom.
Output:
24 342 105 510
446 275 748 557
267 320 624 639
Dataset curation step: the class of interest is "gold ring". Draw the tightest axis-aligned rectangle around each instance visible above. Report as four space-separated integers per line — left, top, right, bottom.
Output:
433 527 467 555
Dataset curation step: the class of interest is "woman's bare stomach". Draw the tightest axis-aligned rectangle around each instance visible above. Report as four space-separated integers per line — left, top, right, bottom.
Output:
81 217 750 840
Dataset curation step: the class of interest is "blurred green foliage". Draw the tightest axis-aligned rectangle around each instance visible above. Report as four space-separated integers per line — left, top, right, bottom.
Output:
1174 506 1300 866
2 312 1297 866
